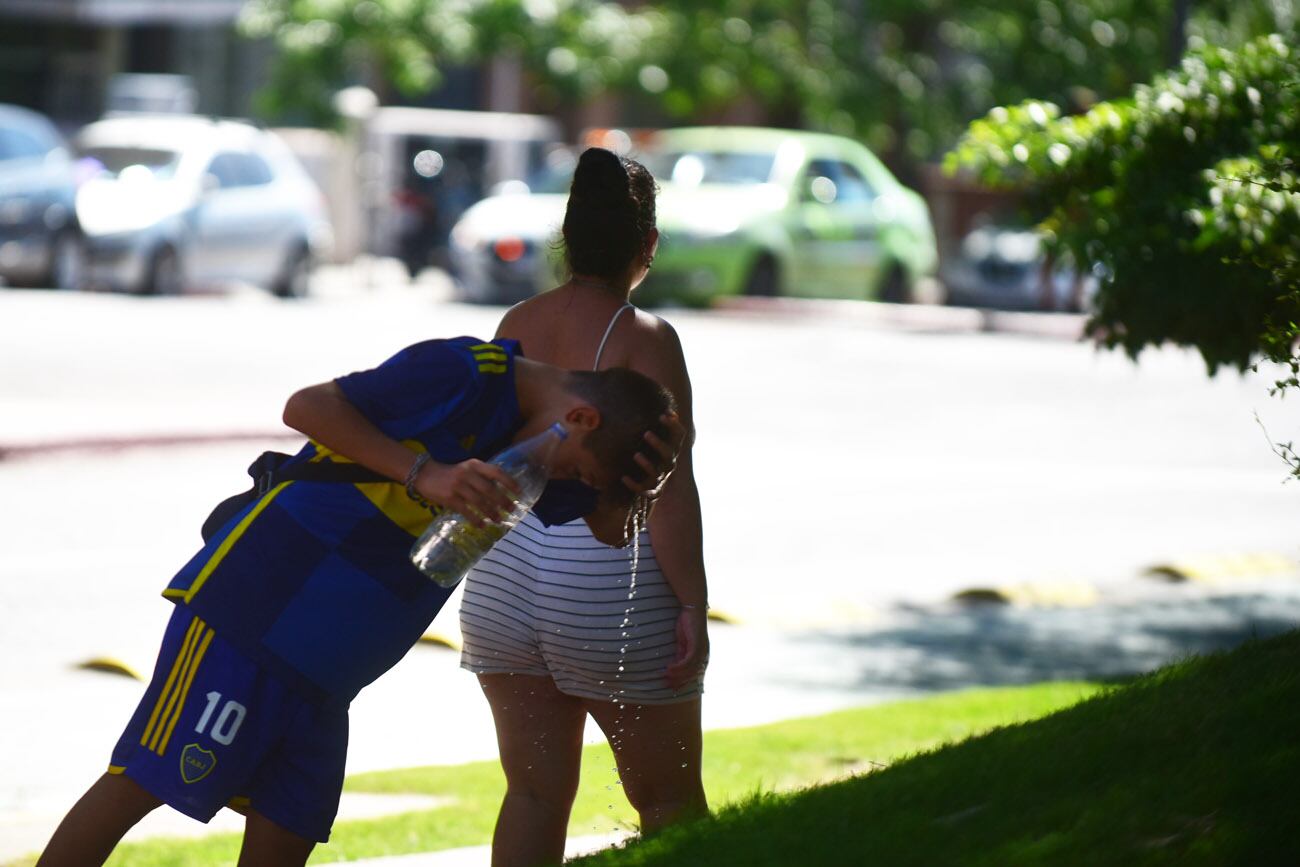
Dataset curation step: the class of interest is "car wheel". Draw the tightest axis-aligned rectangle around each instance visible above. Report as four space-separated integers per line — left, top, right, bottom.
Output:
141 246 183 296
272 244 312 299
744 255 779 297
878 264 911 304
47 230 85 291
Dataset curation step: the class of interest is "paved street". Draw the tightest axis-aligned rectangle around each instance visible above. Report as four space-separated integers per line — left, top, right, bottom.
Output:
2 272 1299 861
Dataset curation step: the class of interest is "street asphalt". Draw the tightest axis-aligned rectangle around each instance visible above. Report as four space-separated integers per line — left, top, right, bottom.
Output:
3 265 1299 863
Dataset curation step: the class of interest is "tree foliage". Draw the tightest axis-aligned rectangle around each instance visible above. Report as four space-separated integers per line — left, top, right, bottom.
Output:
239 0 630 125
947 35 1300 379
240 0 1296 165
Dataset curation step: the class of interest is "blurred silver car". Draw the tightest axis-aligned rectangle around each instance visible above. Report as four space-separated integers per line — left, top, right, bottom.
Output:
943 221 1097 313
448 159 572 304
74 115 332 296
0 103 84 290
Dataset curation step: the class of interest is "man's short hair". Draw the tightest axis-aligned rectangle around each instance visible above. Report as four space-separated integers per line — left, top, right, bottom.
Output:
563 368 676 505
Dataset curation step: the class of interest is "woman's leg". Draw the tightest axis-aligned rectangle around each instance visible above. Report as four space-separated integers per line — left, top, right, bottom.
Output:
237 810 315 867
479 673 587 867
37 772 162 866
585 697 707 834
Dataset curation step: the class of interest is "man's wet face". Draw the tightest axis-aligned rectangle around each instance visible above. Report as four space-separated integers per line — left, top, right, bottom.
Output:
553 435 613 494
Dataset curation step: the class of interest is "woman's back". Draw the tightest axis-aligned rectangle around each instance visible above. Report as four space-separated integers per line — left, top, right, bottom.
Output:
462 146 709 867
496 283 663 374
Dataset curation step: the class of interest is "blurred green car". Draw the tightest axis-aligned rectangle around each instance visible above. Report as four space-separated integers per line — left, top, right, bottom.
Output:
638 127 937 305
447 126 937 306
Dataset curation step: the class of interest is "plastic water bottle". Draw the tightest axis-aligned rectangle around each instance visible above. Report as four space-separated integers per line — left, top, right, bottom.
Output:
410 422 568 588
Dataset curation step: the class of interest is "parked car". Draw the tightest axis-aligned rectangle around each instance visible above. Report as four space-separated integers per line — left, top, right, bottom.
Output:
448 127 937 306
448 151 575 303
640 127 937 305
0 103 84 290
73 115 332 296
366 106 563 279
942 219 1098 312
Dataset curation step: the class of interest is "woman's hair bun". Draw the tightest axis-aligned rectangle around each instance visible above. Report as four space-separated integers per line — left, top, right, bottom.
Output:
561 146 657 281
571 147 631 209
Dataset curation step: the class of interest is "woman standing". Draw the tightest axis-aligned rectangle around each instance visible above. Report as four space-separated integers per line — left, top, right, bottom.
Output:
459 147 709 866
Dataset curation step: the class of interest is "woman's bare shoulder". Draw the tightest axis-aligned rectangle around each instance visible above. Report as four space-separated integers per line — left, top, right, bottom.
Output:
627 308 683 354
617 309 689 386
496 292 560 338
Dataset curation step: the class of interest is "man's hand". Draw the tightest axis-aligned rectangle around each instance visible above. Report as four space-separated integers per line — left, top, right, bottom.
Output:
622 412 688 499
414 459 519 526
665 605 709 690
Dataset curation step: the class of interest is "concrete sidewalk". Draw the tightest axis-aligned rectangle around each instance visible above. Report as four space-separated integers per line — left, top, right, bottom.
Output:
341 833 630 866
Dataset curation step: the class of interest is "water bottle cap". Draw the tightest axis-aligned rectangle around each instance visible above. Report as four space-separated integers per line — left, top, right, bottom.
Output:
548 422 569 440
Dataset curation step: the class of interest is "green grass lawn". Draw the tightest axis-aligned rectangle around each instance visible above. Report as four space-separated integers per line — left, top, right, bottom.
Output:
570 629 1300 866
47 681 1098 866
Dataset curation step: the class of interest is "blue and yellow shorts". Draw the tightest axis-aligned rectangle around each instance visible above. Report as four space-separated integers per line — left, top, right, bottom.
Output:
109 606 348 842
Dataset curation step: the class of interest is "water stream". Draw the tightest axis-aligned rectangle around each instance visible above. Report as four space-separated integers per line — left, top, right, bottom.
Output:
613 500 646 704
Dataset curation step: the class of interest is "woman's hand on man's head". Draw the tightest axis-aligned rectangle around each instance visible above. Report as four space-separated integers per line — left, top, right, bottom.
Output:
622 412 687 499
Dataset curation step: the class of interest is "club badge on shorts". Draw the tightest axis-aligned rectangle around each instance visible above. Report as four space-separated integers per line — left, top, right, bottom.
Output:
180 743 217 784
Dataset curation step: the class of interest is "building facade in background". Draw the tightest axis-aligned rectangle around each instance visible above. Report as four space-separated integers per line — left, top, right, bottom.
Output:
0 0 269 129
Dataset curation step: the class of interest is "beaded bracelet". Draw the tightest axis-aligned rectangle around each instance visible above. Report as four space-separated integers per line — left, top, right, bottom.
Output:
404 452 432 502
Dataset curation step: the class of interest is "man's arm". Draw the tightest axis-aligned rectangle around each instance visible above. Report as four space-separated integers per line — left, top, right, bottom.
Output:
283 381 516 522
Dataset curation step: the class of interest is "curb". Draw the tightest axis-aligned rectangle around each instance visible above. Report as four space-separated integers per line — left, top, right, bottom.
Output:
711 296 1087 340
341 832 631 866
0 430 300 461
953 580 1102 608
418 631 463 651
1145 553 1299 585
76 656 146 680
952 552 1300 607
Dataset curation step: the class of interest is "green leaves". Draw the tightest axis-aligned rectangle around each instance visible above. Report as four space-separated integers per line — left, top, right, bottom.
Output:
948 36 1300 376
243 0 1296 174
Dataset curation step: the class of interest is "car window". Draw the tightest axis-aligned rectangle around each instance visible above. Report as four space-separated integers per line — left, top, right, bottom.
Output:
644 150 775 186
207 152 274 189
240 153 274 186
833 161 875 203
79 146 180 179
207 153 243 188
526 162 574 194
0 125 57 161
803 159 876 205
804 159 841 204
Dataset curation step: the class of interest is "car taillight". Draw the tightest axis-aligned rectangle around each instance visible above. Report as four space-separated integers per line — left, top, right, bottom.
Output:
494 237 526 262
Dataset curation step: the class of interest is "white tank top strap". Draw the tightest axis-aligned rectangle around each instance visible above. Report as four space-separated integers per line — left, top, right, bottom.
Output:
593 302 635 370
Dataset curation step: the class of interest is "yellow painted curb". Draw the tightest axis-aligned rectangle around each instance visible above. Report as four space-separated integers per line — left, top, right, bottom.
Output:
76 657 145 680
418 631 463 651
1145 553 1298 585
954 581 1101 608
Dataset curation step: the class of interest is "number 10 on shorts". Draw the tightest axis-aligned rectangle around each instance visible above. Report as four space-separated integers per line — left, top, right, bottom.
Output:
196 691 246 745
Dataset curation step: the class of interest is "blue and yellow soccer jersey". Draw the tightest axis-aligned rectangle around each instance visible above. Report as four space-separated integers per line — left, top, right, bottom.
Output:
163 337 524 705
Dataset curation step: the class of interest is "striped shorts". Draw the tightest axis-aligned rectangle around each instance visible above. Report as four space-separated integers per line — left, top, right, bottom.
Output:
459 512 705 704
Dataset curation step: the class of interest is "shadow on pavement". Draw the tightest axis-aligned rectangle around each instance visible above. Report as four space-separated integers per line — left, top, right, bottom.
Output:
793 589 1300 694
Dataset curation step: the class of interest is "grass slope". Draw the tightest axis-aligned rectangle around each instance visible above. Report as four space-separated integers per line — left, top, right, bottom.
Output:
571 630 1300 867
78 682 1096 865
